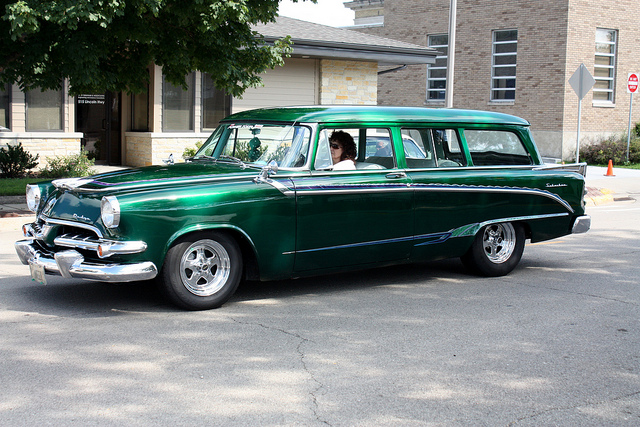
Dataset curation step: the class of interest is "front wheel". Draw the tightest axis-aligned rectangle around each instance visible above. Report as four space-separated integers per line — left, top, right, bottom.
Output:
461 222 525 277
161 232 242 310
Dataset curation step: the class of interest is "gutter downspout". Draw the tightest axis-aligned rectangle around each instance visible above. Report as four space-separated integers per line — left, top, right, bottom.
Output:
378 65 407 75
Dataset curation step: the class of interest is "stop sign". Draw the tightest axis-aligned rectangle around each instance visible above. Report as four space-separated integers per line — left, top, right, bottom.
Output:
628 73 639 94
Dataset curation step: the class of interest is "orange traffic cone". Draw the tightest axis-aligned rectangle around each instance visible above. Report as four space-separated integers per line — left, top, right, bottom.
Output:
604 159 615 176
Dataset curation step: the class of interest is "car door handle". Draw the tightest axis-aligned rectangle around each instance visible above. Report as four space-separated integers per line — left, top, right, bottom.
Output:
385 172 407 179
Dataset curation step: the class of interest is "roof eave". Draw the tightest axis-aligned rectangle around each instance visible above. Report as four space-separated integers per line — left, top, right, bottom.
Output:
292 45 435 65
262 37 437 65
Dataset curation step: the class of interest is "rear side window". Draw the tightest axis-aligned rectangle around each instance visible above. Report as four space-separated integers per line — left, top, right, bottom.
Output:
464 130 531 166
401 128 466 168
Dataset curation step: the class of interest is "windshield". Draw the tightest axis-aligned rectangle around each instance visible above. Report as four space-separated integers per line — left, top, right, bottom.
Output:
193 123 312 169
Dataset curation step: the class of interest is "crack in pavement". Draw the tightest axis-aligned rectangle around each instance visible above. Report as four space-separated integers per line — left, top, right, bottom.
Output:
508 390 640 425
230 317 332 426
515 281 639 306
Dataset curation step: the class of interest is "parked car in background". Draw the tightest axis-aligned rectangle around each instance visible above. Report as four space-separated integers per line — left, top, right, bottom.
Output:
16 106 590 310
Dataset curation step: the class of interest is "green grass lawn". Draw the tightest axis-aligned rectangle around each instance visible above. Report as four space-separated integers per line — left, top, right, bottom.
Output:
620 163 640 170
590 163 640 170
0 177 51 197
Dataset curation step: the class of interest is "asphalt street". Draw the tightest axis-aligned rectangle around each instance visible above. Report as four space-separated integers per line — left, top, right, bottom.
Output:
0 166 638 426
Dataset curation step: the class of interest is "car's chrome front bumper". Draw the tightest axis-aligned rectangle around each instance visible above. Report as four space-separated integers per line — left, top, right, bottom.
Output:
571 215 591 234
15 239 158 282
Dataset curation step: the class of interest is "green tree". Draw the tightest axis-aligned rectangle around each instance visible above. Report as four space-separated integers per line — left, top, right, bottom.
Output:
0 0 294 96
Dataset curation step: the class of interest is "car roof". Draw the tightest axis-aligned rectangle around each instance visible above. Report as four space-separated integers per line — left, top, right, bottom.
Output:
222 105 530 127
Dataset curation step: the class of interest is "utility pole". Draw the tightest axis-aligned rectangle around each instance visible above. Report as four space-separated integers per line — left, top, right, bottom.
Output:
445 0 457 108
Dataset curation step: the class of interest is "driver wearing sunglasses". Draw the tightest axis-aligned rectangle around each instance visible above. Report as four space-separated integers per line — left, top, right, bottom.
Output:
329 130 357 170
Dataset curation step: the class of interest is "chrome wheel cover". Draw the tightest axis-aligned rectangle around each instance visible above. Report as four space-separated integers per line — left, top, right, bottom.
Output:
179 239 231 296
482 223 516 264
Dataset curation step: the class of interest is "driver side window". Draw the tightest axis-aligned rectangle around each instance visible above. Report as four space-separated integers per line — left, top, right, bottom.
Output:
314 130 333 170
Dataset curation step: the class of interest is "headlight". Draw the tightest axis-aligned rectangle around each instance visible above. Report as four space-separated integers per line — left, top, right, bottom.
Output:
101 196 121 229
26 184 41 212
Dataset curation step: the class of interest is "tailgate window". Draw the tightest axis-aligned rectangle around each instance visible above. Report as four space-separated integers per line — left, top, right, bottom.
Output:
464 130 532 166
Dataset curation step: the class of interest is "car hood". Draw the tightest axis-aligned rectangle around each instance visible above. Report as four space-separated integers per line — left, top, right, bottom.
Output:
53 162 262 194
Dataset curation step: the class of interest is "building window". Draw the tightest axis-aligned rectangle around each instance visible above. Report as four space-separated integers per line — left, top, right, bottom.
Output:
131 86 149 131
594 28 617 103
491 29 518 101
202 73 231 130
427 34 448 102
0 84 10 129
26 87 63 131
163 73 194 131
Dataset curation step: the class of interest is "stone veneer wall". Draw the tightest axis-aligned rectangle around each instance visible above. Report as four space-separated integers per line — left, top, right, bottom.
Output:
125 133 209 167
320 60 378 105
0 135 82 170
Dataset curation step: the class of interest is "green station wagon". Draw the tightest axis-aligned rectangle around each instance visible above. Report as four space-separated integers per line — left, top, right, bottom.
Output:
15 106 590 310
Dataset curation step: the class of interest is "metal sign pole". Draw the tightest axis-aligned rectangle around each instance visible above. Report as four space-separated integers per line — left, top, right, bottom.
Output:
568 64 595 163
626 73 639 163
627 93 633 163
576 97 582 163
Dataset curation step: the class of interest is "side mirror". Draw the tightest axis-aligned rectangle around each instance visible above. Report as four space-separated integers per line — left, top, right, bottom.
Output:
254 161 278 184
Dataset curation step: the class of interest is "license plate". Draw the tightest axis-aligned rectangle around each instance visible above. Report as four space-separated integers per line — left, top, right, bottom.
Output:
29 263 47 285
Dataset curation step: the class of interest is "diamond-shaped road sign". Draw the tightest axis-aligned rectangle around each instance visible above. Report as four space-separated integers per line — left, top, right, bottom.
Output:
569 64 596 100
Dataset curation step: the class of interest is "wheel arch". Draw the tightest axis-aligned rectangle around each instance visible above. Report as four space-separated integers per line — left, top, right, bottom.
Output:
163 224 260 281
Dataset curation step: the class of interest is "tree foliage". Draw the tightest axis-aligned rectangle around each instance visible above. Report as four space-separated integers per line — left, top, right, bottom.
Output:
0 0 293 96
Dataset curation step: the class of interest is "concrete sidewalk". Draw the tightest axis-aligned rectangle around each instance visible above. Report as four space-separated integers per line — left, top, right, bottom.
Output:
584 165 640 206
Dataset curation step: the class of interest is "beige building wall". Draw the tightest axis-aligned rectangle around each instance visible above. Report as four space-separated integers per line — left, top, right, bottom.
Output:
233 58 320 112
350 0 640 160
4 57 381 168
0 81 82 170
122 58 379 166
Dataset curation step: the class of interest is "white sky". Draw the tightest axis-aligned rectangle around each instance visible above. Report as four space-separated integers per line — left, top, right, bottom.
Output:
278 0 355 27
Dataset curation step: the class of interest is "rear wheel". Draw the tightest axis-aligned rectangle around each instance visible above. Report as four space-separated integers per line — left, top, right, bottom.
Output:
161 232 242 310
461 222 525 277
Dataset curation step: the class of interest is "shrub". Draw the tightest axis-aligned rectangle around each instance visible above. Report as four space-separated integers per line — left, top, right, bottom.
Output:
39 150 96 178
0 143 40 178
182 141 203 159
580 134 640 165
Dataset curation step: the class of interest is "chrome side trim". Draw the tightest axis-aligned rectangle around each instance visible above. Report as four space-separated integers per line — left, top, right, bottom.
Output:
15 240 157 282
295 183 411 196
449 213 570 238
535 162 587 177
292 182 574 213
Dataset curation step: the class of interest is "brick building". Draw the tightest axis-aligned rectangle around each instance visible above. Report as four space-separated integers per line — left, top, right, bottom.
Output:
346 0 640 160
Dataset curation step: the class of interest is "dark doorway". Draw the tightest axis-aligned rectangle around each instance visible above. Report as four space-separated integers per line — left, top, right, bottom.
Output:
76 92 121 165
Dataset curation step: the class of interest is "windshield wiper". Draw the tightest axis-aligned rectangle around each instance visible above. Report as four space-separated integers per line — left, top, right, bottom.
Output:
190 155 217 163
218 155 247 169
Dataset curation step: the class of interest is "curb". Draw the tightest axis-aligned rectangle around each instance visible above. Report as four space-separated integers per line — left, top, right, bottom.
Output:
585 187 616 207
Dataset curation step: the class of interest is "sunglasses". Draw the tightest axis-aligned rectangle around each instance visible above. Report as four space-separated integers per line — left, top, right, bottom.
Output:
329 143 342 149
